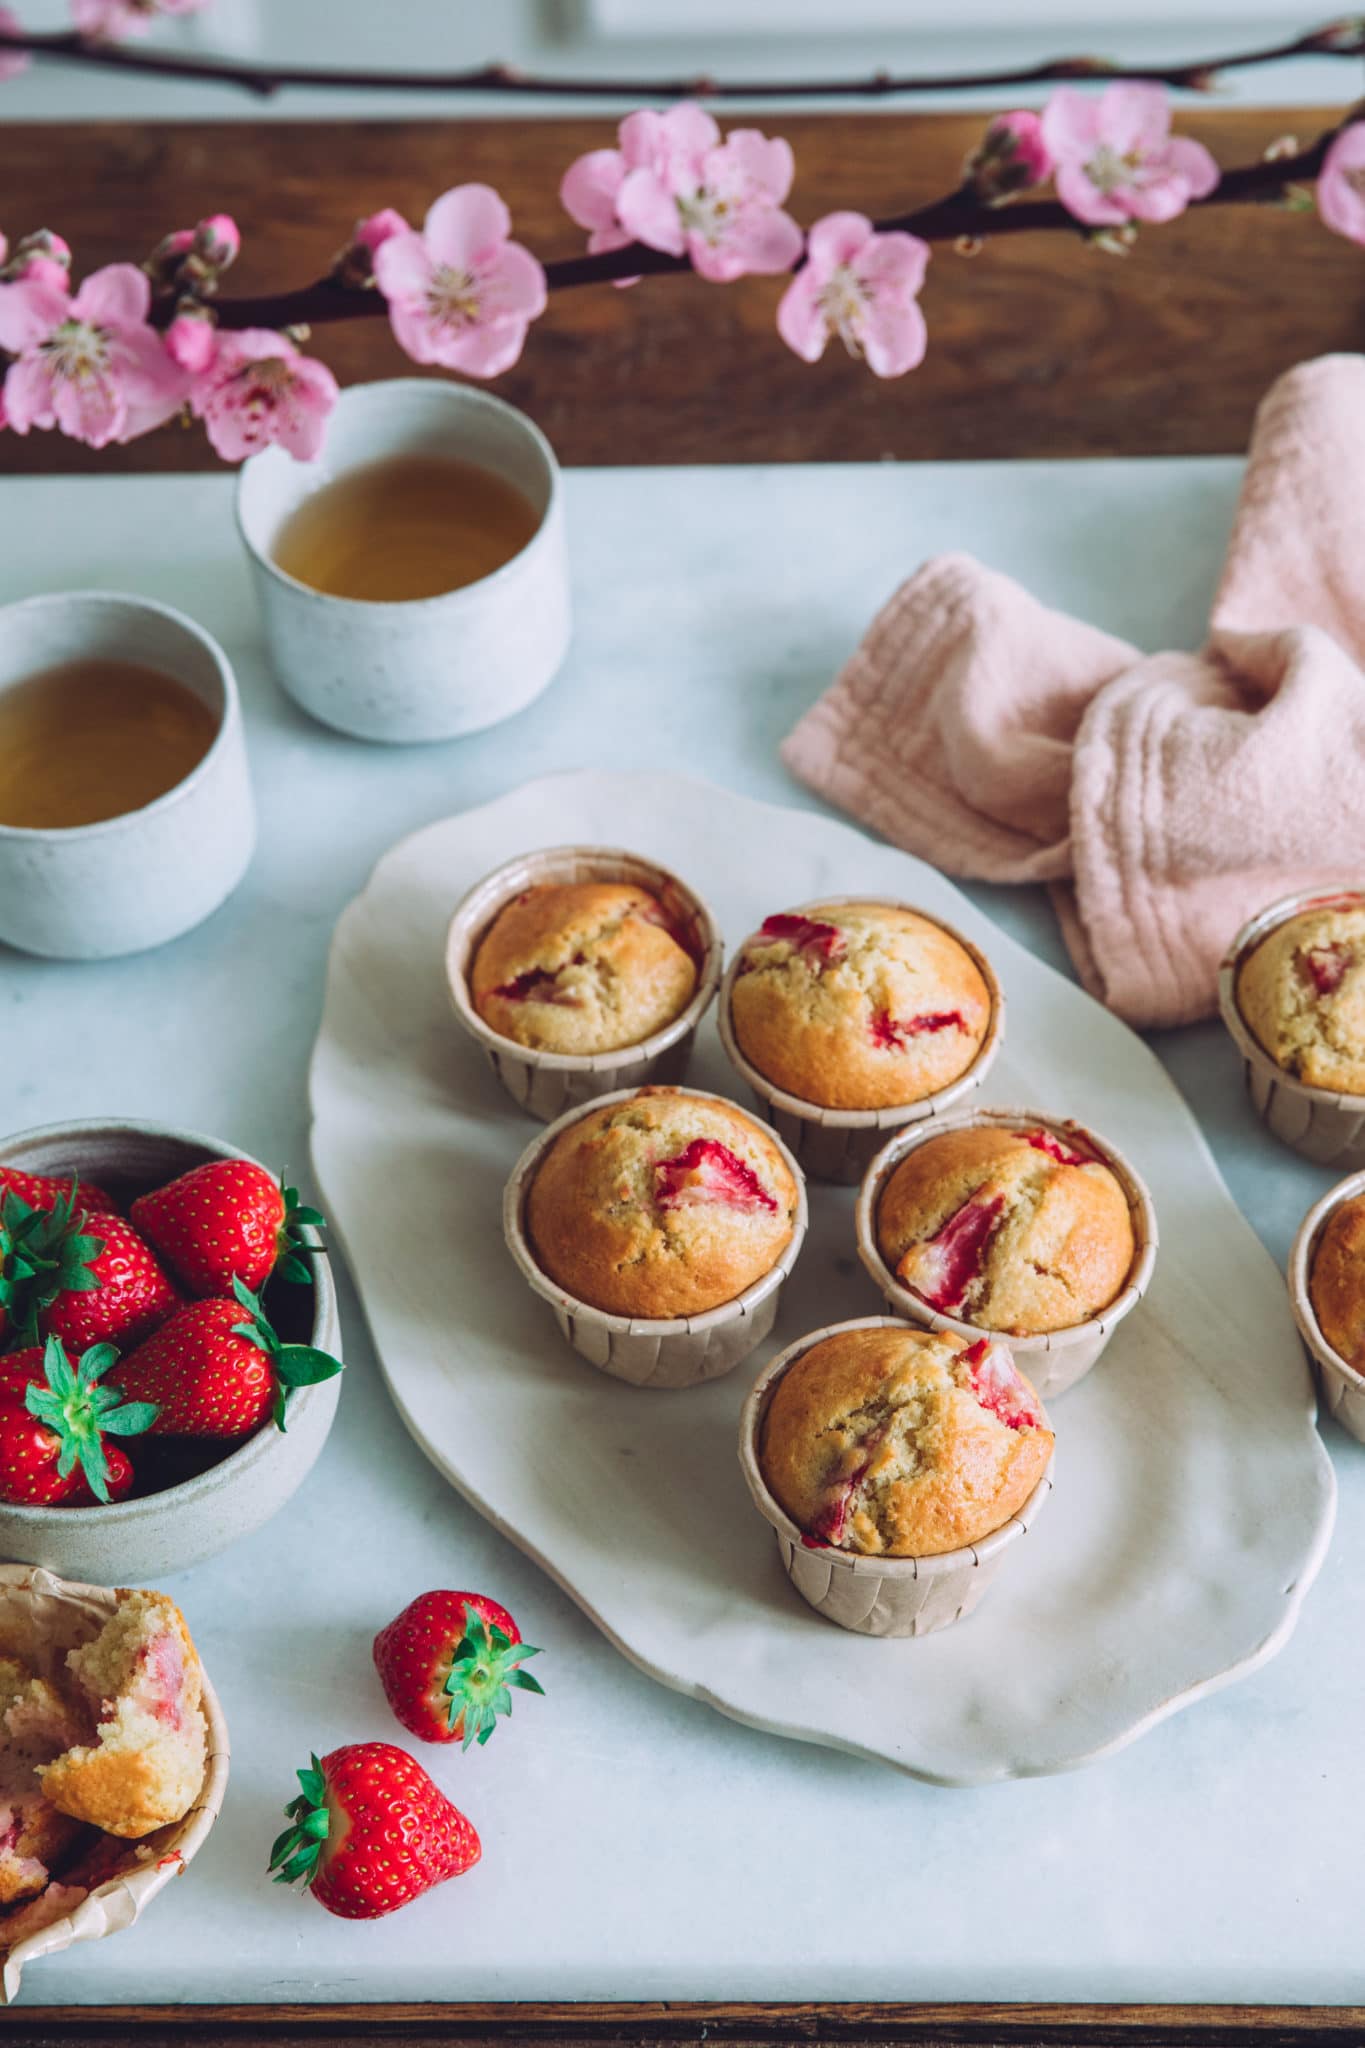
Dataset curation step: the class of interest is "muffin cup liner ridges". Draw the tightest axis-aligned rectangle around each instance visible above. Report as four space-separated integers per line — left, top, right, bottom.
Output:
446 845 724 1123
738 1317 1055 1638
1218 887 1365 1168
716 897 1005 1186
1289 1169 1365 1445
503 1085 809 1391
0 1565 229 2004
854 1107 1158 1403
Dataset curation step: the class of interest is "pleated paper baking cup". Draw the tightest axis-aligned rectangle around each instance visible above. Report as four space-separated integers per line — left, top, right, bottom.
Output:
1218 889 1365 1168
446 844 723 1123
0 1566 229 2005
1289 1169 1365 1445
854 1107 1158 1403
716 898 1004 1185
503 1085 809 1390
738 1317 1054 1638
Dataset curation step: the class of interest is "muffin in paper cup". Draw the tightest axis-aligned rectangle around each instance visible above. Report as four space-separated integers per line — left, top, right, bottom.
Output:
855 1107 1157 1403
503 1085 808 1391
1288 1169 1365 1444
1218 888 1365 1168
446 844 723 1123
738 1317 1054 1638
0 1565 229 2005
717 897 1004 1185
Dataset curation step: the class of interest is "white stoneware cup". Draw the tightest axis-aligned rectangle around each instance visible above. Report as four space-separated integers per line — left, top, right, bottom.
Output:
855 1106 1158 1402
1288 1169 1365 1444
235 377 571 743
0 591 254 961
738 1316 1054 1638
1218 888 1365 1167
0 1119 341 1583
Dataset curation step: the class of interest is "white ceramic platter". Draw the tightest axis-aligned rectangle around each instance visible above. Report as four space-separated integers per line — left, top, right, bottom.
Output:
309 770 1336 1786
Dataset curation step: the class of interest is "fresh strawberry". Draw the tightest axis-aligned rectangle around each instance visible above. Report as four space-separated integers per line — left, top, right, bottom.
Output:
0 1336 157 1507
0 1167 118 1216
374 1592 545 1749
654 1139 777 1214
0 1348 50 1409
130 1160 327 1298
116 1278 343 1438
268 1743 481 1920
38 1211 180 1355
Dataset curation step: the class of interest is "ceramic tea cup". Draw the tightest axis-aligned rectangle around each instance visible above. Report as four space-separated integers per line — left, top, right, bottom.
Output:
0 591 255 962
235 377 572 743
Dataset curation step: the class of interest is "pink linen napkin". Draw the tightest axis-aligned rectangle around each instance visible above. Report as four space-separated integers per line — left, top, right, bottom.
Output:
781 354 1365 1029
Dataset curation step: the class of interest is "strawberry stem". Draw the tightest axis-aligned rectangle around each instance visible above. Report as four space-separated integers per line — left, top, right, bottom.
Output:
268 1753 331 1889
0 1181 106 1354
444 1605 545 1751
22 1334 158 1505
230 1277 343 1435
274 1173 329 1286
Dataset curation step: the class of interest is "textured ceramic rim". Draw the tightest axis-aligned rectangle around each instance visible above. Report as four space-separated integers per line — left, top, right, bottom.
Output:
737 1313 1055 1578
1288 1167 1365 1434
854 1106 1158 1380
1217 887 1365 1116
0 1563 230 2002
0 591 239 846
234 376 561 613
0 1118 339 1535
716 896 1005 1135
503 1080 809 1342
445 843 724 1080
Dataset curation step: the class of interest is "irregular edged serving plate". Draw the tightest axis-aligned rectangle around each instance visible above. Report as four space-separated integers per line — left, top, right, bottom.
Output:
309 770 1336 1786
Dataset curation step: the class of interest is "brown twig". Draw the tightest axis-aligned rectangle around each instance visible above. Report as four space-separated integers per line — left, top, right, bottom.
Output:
0 18 1361 102
171 121 1345 335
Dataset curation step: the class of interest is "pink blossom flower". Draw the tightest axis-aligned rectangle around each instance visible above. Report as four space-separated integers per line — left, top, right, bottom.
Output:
1042 84 1219 226
3 262 189 447
165 304 217 374
72 0 208 40
608 104 803 283
1317 122 1365 245
0 6 30 80
965 111 1053 204
190 327 338 462
372 184 546 378
777 212 929 379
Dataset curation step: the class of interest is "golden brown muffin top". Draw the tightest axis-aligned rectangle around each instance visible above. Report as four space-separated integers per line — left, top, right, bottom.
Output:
876 1123 1135 1335
1310 1193 1365 1373
728 902 990 1111
471 881 698 1057
759 1324 1052 1558
1235 900 1365 1095
526 1087 799 1320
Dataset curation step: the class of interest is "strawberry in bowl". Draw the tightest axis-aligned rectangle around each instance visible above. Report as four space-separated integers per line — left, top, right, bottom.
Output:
0 1120 344 1583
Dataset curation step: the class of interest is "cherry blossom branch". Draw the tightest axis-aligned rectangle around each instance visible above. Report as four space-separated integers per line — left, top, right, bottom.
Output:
0 16 1362 101
159 121 1342 336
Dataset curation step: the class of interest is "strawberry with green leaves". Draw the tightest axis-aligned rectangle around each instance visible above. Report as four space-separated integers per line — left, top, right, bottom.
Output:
116 1277 343 1438
373 1592 544 1749
131 1161 327 1298
0 1336 157 1507
0 1168 118 1217
268 1743 481 1920
0 1181 179 1355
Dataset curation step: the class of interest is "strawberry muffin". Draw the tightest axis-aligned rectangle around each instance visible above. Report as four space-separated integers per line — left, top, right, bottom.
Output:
525 1086 799 1318
470 882 698 1057
875 1123 1135 1336
1309 1192 1365 1372
38 1590 206 1839
727 903 992 1112
758 1324 1052 1557
1235 899 1365 1094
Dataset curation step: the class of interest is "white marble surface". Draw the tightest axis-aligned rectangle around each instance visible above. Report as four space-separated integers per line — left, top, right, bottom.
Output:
1 454 1360 2007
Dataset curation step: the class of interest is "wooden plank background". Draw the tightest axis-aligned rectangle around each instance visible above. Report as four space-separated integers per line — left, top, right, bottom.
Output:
0 109 1360 472
6 2005 1365 2045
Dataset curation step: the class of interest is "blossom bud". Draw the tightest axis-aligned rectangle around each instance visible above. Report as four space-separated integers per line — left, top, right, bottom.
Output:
193 213 240 270
964 111 1053 205
165 303 219 375
333 208 409 288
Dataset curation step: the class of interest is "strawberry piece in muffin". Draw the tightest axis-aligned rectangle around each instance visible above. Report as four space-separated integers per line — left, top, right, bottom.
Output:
655 1139 778 1215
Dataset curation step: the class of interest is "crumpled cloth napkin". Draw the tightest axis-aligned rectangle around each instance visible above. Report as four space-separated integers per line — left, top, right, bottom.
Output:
781 354 1365 1029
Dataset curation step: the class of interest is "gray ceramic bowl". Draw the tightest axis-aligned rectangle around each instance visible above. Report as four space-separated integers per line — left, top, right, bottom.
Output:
0 1120 342 1582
